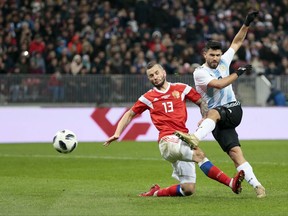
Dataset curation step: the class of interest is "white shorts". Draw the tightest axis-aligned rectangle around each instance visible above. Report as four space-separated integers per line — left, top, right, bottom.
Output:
159 135 196 184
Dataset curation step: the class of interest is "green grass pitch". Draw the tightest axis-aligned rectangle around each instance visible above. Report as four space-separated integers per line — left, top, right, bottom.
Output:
0 140 287 216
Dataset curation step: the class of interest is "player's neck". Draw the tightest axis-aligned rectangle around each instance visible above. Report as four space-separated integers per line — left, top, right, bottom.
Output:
156 81 169 92
204 63 210 68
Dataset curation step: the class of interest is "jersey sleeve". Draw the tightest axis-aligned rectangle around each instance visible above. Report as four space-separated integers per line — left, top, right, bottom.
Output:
221 47 235 66
184 84 201 103
131 96 149 114
194 67 214 86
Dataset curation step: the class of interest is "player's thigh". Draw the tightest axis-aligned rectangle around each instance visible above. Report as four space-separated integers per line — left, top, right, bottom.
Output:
159 136 193 163
172 161 196 184
159 139 181 163
212 127 240 152
214 104 242 128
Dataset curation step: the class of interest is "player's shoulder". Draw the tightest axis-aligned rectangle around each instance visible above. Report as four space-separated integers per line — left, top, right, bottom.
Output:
194 65 206 77
170 82 194 94
142 89 153 97
170 82 190 89
194 65 206 71
221 47 235 60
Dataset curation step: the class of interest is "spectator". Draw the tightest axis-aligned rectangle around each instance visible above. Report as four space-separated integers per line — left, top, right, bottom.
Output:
70 54 83 75
16 54 30 74
266 88 287 106
48 69 64 102
0 1 286 80
29 34 45 55
82 54 91 73
68 34 82 55
9 66 28 102
30 51 46 74
148 31 167 53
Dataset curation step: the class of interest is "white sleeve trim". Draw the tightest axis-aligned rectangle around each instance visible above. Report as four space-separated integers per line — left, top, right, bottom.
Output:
139 95 153 109
181 85 192 101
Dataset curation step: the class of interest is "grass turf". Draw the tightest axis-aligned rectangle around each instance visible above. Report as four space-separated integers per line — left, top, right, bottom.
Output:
0 140 287 216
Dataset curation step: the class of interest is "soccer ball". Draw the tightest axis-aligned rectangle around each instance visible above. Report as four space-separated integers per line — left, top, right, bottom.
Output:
53 129 78 154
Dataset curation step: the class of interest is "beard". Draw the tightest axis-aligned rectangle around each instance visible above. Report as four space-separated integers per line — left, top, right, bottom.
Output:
152 75 166 88
207 60 219 69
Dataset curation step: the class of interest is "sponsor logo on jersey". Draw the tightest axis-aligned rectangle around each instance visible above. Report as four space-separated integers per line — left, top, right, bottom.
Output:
161 94 170 99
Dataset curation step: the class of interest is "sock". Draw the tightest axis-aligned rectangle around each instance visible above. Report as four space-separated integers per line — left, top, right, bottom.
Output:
156 184 184 197
237 161 261 188
194 118 216 140
199 158 231 187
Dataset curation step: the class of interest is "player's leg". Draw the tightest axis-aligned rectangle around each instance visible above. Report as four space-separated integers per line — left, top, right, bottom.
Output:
191 147 244 194
229 146 266 198
174 109 219 147
140 136 197 197
213 128 266 198
176 138 244 194
156 161 196 197
139 161 196 197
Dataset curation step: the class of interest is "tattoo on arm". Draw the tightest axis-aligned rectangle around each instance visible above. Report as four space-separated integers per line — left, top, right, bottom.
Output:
198 99 208 118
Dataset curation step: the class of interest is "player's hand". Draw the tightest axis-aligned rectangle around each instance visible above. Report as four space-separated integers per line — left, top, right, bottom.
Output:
103 135 119 147
244 11 259 26
236 64 252 77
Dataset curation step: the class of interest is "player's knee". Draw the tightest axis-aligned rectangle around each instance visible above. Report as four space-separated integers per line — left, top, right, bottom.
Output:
192 148 206 162
229 146 246 166
181 183 195 196
207 109 221 122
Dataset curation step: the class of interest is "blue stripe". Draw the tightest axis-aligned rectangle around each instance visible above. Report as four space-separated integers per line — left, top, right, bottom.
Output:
199 161 213 176
176 184 184 196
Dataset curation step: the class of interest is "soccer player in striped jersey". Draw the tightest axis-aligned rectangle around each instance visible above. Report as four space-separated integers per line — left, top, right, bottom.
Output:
175 11 266 198
104 61 244 197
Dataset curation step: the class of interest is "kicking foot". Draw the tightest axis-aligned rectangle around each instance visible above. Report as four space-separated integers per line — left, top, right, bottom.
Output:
231 170 245 194
255 185 266 198
139 184 160 197
174 131 199 149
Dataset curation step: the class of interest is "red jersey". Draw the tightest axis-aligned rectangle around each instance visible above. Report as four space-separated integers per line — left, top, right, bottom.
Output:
131 82 201 141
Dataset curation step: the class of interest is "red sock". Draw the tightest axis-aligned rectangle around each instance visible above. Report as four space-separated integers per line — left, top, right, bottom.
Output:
207 166 231 186
156 184 183 196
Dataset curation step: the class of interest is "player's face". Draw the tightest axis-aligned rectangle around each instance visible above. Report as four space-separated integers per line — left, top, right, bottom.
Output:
146 65 166 88
204 49 222 69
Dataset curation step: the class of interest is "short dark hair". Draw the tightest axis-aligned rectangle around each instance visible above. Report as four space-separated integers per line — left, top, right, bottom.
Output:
146 61 164 70
204 40 222 51
146 61 157 70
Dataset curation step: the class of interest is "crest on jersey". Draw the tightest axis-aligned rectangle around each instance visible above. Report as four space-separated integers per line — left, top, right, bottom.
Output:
172 90 180 99
219 65 226 72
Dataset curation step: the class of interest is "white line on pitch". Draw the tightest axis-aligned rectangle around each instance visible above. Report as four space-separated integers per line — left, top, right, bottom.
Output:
0 153 286 166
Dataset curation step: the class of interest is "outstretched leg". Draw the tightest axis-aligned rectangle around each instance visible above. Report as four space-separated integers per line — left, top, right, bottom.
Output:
139 184 187 197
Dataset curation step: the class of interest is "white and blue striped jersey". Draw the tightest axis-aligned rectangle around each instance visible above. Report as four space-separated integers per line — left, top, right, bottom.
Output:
193 48 236 109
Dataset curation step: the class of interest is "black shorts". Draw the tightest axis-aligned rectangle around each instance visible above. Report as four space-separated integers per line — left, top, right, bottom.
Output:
212 101 243 153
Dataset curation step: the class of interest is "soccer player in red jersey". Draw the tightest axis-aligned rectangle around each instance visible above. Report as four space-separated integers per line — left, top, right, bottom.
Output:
104 61 244 197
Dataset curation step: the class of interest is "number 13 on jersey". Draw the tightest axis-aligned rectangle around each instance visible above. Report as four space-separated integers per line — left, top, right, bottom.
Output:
162 101 174 113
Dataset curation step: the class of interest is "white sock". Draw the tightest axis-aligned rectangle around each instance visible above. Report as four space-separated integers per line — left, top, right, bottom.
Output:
237 162 261 188
194 118 216 140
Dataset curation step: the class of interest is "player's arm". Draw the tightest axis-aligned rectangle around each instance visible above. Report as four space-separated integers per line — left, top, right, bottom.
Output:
195 98 209 118
103 109 136 146
208 65 253 89
208 73 238 89
230 11 258 52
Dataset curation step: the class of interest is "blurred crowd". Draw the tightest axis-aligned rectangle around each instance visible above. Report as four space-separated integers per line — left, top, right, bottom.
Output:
0 0 287 79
